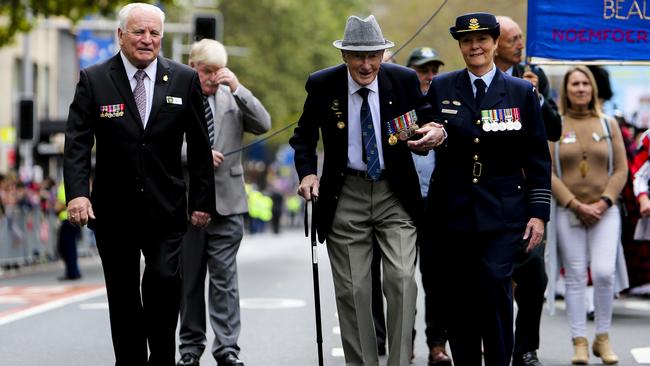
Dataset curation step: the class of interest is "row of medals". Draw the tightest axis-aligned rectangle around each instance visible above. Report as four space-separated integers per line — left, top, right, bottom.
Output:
482 118 522 132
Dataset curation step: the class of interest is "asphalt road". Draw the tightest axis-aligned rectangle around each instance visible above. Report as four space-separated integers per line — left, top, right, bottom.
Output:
1 228 649 365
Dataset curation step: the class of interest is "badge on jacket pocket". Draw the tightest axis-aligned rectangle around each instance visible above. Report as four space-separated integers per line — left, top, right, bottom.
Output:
166 96 183 105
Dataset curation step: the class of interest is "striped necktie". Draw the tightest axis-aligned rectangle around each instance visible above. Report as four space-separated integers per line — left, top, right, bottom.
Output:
357 88 380 181
202 94 215 145
134 70 147 125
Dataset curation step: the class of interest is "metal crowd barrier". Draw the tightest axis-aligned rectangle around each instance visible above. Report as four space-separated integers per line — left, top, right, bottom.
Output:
0 207 96 268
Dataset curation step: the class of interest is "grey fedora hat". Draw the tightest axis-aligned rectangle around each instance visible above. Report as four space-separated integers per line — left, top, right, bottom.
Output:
333 15 394 51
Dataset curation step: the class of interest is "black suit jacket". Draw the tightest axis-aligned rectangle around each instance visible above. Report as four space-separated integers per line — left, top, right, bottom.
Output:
290 63 432 242
512 64 562 142
426 68 551 233
64 53 215 232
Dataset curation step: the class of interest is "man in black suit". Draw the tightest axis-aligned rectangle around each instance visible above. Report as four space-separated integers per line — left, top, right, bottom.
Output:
290 15 445 366
64 3 215 365
494 15 562 366
424 13 551 366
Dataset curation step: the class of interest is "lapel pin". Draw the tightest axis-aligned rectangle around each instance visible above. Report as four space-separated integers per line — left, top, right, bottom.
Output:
452 100 461 106
442 100 450 105
337 121 346 129
163 74 168 82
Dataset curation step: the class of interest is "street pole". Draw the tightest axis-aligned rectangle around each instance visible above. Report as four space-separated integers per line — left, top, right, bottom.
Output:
18 1 34 179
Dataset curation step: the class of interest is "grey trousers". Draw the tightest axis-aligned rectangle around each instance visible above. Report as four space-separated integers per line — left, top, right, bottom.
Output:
178 214 244 360
327 175 418 366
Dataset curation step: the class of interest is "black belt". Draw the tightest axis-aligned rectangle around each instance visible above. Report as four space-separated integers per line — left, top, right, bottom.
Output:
345 168 386 181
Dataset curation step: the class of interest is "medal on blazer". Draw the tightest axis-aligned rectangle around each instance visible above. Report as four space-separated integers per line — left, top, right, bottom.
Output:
337 121 346 129
481 108 521 132
100 104 125 118
386 110 419 144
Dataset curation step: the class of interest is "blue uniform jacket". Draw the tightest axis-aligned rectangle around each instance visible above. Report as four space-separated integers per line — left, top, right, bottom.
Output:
425 68 551 233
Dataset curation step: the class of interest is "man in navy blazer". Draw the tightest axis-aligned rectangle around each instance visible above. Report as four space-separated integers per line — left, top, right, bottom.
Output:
64 3 215 365
424 12 551 366
290 15 445 366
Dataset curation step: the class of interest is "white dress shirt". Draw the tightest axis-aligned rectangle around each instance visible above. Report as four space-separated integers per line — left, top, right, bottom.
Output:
120 51 157 127
468 64 497 98
346 72 385 171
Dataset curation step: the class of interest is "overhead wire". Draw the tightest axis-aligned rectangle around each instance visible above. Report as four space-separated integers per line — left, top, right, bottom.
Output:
223 0 449 156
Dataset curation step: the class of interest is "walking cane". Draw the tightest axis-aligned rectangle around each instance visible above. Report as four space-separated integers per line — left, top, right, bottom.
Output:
304 197 324 366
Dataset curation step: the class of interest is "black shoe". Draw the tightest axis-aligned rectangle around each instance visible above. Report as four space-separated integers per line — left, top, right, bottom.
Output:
377 343 386 356
216 352 244 366
513 351 543 366
176 353 200 366
57 274 81 281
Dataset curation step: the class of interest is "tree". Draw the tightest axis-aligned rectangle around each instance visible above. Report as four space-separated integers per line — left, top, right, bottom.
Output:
0 0 174 47
220 0 367 149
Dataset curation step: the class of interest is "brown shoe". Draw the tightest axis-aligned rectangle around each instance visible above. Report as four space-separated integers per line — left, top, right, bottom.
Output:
429 345 452 366
593 333 619 365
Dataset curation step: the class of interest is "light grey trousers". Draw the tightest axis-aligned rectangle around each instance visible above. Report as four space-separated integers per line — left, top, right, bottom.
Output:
327 175 418 366
178 214 244 360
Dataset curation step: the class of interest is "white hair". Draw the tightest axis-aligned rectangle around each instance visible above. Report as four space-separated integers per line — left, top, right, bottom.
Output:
189 39 228 68
118 3 165 36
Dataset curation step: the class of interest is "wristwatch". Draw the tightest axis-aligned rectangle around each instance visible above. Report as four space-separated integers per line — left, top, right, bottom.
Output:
600 196 613 208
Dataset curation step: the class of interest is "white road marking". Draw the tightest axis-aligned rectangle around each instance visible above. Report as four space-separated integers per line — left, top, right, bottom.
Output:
331 347 344 357
333 326 340 335
239 298 306 309
631 347 650 363
0 287 106 326
0 296 28 304
79 302 109 310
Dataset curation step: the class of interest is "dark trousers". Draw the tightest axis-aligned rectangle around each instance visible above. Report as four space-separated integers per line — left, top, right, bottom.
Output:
95 225 184 366
418 235 448 348
512 241 548 358
57 219 81 278
439 229 520 366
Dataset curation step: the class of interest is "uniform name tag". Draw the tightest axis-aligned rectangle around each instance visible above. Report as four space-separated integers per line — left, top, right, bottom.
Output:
441 108 458 115
166 96 183 105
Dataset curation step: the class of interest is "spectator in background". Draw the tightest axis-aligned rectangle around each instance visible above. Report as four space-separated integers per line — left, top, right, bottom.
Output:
177 38 271 366
549 66 627 365
55 181 81 280
406 46 451 366
494 15 562 366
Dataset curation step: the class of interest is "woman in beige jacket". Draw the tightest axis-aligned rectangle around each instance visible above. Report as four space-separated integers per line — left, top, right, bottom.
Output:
549 66 627 365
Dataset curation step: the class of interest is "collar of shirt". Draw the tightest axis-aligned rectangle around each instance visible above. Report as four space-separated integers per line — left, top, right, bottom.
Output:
505 65 514 76
120 51 158 84
345 70 384 171
468 63 497 96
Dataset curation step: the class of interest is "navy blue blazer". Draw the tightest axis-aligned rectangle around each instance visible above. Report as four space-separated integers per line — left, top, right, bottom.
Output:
290 63 433 242
425 68 551 233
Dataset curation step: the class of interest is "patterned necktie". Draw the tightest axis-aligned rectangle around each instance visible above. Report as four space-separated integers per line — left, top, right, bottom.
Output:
202 94 215 145
357 88 380 181
474 78 487 108
134 70 147 125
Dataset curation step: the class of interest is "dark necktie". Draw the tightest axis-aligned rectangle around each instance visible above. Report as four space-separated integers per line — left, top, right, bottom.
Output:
202 94 215 145
134 70 147 124
474 78 487 108
357 88 380 181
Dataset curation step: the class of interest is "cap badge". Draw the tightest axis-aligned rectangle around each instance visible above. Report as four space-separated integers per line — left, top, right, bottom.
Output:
468 18 480 30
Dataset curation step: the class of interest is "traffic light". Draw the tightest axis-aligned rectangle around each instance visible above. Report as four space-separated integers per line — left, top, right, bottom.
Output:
18 98 35 141
194 15 217 41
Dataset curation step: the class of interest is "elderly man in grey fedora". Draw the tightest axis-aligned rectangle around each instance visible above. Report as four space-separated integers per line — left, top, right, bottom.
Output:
290 15 446 366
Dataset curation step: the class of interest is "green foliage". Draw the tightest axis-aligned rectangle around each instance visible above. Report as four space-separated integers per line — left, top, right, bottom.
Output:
373 0 527 70
0 0 175 46
220 0 367 148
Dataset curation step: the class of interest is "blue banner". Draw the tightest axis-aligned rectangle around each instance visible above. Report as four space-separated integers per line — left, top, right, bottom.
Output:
76 30 117 69
527 0 650 62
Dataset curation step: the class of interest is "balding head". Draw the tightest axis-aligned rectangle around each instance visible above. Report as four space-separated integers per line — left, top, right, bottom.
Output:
494 16 524 70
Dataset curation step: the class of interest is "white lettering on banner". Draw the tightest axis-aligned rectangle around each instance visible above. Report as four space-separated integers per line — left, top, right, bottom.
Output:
604 0 650 20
